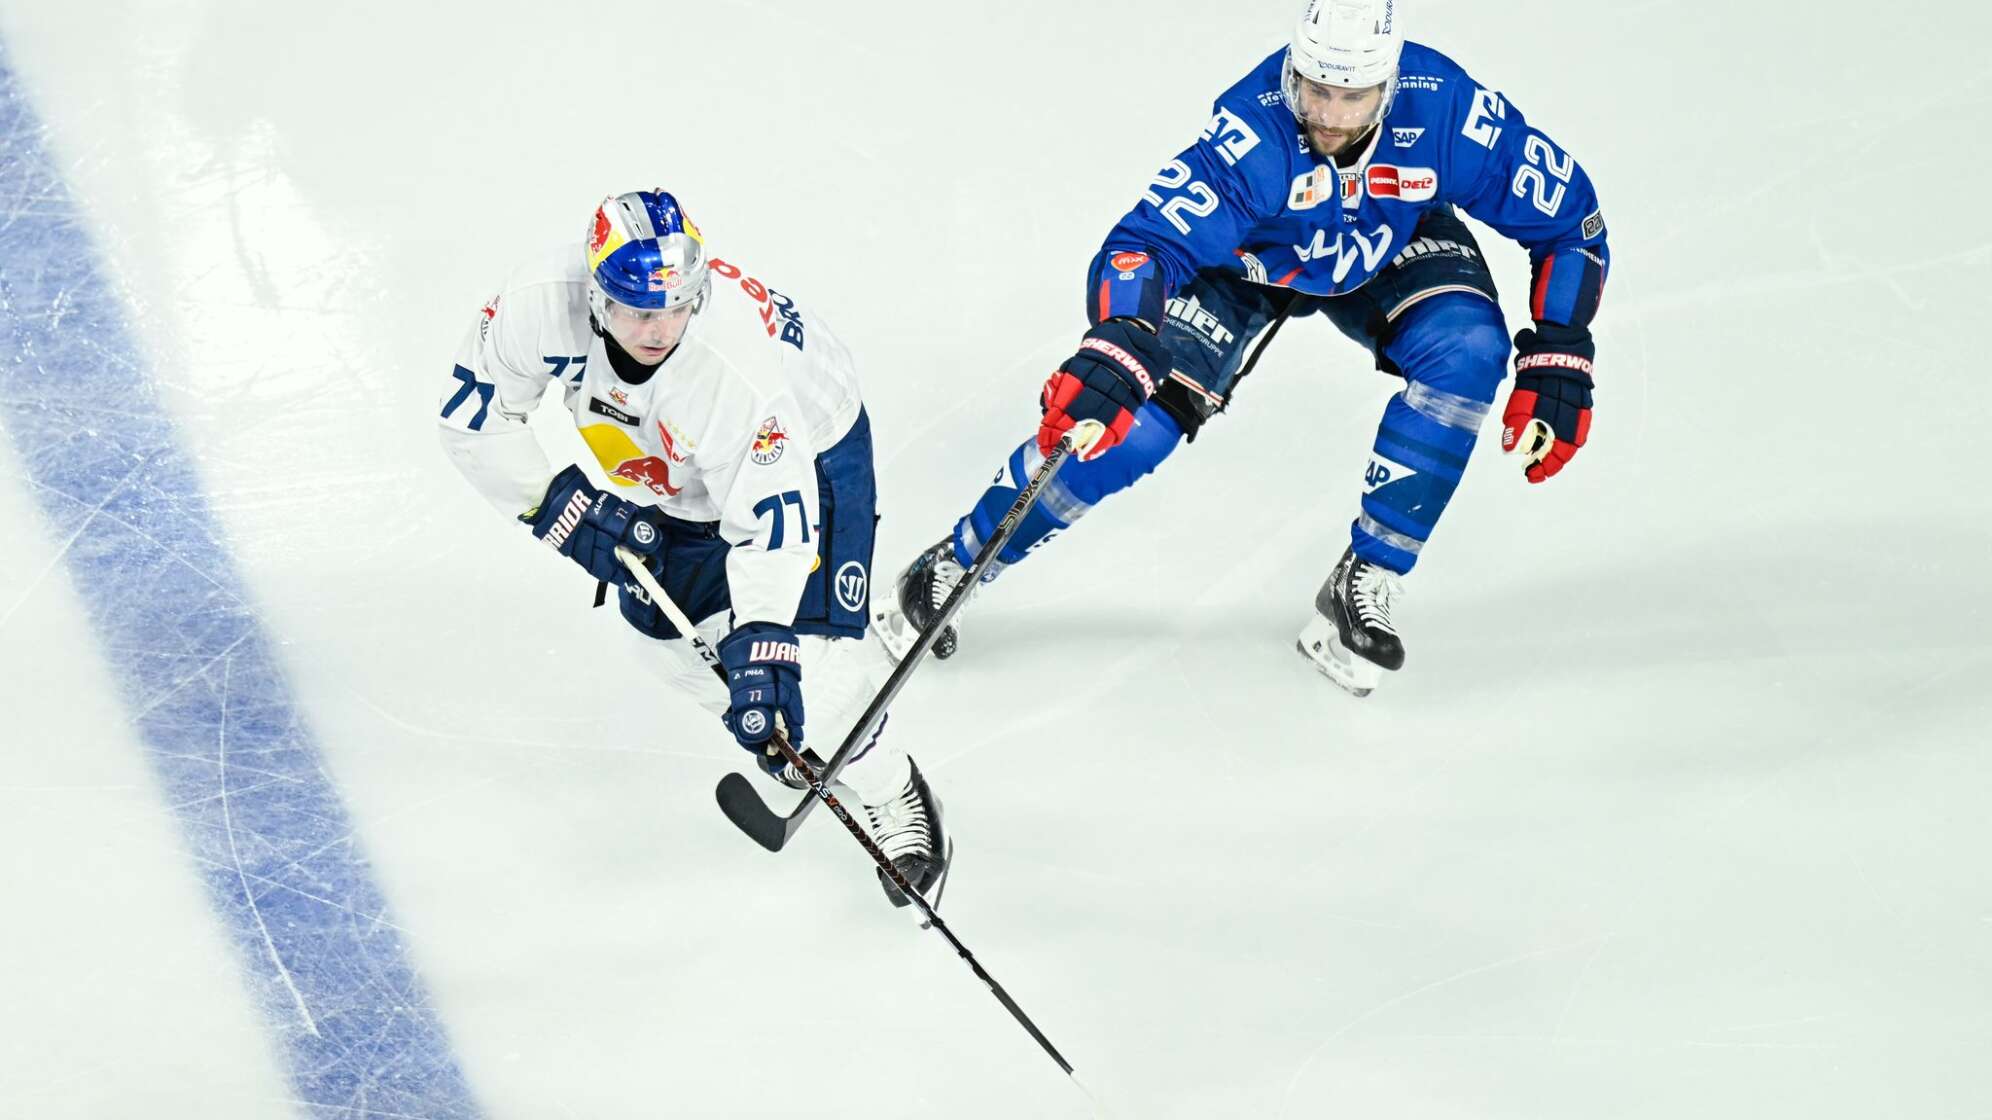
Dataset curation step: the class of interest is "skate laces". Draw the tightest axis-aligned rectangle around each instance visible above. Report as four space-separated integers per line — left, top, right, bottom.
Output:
865 782 933 861
1350 562 1403 635
925 546 965 616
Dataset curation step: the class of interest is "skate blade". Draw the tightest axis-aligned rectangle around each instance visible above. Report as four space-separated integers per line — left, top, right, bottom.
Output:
869 581 918 663
1295 617 1381 698
918 837 955 928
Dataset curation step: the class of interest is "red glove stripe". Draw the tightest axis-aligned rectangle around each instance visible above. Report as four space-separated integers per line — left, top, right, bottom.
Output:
1573 408 1591 448
1500 389 1539 452
1531 254 1555 321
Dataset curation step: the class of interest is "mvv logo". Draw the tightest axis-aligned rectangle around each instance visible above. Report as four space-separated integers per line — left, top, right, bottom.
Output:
1293 224 1394 283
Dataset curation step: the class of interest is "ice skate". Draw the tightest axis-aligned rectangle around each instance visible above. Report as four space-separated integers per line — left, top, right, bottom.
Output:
872 537 971 663
859 758 950 908
1296 546 1405 698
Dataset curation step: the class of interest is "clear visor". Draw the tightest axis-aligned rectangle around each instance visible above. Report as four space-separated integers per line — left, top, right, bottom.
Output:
1281 59 1393 133
599 297 694 325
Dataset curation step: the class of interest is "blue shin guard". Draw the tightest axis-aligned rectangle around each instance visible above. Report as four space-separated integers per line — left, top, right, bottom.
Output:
1352 294 1508 574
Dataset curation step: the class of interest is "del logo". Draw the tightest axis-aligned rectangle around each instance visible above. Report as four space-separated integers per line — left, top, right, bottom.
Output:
750 416 788 465
1391 127 1425 147
1366 165 1438 202
1109 250 1150 276
1364 454 1416 494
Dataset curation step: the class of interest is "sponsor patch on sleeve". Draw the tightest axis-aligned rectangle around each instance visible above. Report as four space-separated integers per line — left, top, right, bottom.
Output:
1581 208 1605 240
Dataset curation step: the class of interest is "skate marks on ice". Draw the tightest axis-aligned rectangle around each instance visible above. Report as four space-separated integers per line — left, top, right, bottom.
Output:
0 46 480 1118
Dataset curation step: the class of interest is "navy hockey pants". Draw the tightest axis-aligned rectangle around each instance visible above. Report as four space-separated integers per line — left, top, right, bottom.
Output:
952 207 1509 576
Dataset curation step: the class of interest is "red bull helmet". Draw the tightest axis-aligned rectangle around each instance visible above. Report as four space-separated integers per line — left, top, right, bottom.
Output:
585 190 710 324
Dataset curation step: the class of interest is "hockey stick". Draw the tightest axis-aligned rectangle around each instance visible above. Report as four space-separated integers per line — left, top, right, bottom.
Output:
612 533 1085 1081
712 426 1090 852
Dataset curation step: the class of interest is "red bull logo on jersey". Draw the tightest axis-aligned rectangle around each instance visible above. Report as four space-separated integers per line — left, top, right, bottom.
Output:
612 456 682 497
750 416 788 465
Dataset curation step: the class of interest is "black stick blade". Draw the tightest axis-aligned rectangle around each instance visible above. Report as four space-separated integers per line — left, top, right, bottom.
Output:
715 772 792 852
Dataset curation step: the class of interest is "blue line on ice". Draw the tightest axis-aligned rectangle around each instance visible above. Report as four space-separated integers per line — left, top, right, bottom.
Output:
0 42 481 1119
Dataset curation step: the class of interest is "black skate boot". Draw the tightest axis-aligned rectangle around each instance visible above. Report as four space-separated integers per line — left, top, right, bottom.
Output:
1296 546 1405 697
862 758 950 908
872 537 970 663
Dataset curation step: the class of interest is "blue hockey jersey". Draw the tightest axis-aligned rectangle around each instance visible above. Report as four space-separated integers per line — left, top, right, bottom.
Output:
1090 42 1609 332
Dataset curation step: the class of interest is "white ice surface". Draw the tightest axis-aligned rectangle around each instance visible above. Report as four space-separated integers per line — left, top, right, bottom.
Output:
2 0 1990 1117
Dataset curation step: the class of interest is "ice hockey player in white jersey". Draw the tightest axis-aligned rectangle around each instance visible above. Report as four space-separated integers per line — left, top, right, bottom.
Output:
437 189 947 904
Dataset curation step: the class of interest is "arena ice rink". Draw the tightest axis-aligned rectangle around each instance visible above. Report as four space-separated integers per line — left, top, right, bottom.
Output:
3 1 1989 1117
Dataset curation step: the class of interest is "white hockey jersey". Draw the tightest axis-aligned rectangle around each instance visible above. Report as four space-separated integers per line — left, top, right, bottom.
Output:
438 245 864 628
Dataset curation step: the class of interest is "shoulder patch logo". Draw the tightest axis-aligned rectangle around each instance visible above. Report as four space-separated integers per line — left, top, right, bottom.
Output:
1200 106 1261 166
1582 208 1606 240
750 416 788 465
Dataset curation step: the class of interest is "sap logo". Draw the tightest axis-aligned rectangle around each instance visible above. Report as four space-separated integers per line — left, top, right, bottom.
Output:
1165 293 1236 346
1364 455 1416 494
835 561 868 612
1391 127 1425 147
1200 106 1261 166
1292 224 1395 283
1366 165 1438 202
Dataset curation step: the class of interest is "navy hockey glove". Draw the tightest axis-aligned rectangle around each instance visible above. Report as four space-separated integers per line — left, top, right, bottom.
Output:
718 623 805 759
1039 318 1165 461
520 463 663 582
1502 325 1595 484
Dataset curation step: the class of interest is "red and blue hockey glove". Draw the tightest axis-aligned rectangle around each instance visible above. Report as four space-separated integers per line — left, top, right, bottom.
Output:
718 622 805 756
521 463 663 581
1501 325 1595 484
1038 318 1165 461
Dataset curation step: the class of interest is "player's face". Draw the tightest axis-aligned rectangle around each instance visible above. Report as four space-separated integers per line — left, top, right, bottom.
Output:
1290 77 1386 157
600 300 694 364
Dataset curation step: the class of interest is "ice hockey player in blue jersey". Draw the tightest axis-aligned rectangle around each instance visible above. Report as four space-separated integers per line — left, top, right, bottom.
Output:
872 0 1610 696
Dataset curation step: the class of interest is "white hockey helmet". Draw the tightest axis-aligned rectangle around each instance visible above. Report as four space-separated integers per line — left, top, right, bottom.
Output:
1282 0 1405 132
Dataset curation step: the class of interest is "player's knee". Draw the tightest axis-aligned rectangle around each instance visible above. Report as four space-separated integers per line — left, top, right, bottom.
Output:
1389 293 1509 401
1060 401 1183 504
